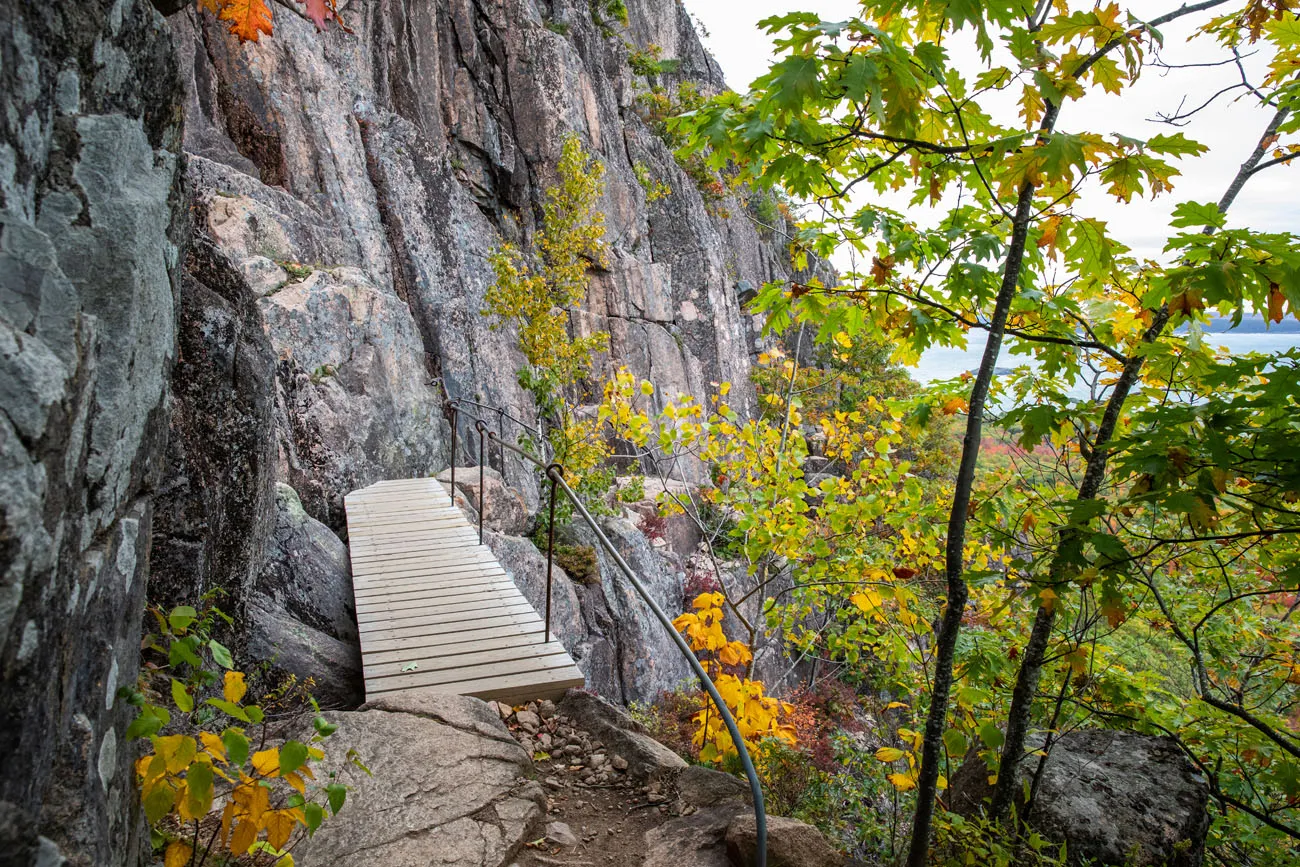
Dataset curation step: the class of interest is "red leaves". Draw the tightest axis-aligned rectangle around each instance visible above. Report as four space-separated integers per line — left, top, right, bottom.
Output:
198 0 349 43
304 0 332 29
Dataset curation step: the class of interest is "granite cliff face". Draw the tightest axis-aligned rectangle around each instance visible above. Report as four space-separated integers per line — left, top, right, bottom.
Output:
0 1 802 861
154 0 806 705
0 2 184 863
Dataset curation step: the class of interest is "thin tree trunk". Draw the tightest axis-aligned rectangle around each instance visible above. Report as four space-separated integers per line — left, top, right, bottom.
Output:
988 103 1288 822
905 165 1046 867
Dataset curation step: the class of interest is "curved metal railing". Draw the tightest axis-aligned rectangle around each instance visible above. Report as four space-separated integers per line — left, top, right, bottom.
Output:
445 396 768 867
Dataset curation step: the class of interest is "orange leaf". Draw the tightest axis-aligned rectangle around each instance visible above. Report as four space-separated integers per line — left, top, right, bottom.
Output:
940 397 969 415
1269 285 1286 324
218 0 274 42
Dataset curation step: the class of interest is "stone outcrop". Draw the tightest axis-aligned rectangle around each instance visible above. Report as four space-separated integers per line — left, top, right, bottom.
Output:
294 692 546 867
950 730 1210 867
0 1 185 864
247 484 363 707
150 0 806 707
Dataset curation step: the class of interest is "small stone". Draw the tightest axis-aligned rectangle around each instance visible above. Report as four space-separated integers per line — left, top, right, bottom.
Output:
546 821 579 848
539 734 553 750
516 710 542 731
544 777 562 789
590 752 606 767
539 699 557 719
646 792 665 804
492 701 512 720
527 701 539 713
611 754 628 771
564 744 583 756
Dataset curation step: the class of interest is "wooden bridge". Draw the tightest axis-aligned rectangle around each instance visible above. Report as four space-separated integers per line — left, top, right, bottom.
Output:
345 478 586 704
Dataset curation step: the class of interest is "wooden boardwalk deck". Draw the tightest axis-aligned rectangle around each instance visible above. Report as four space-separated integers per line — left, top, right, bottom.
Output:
345 478 586 704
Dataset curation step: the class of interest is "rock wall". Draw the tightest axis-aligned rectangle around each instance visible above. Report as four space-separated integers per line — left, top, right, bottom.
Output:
0 1 185 864
155 0 804 704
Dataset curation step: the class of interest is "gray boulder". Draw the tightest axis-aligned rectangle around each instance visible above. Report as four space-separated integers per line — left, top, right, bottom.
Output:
256 484 357 644
726 814 846 867
293 694 545 867
950 730 1209 867
247 484 362 706
440 466 533 535
677 765 753 808
644 805 746 867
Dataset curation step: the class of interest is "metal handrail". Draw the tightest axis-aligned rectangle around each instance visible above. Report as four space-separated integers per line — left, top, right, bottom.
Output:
443 397 768 867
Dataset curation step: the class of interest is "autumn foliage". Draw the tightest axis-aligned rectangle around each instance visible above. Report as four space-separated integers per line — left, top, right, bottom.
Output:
197 0 347 43
673 592 797 763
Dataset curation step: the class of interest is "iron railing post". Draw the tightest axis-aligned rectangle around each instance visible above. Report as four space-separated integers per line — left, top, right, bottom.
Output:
544 465 561 644
497 408 507 487
475 420 487 545
449 403 459 505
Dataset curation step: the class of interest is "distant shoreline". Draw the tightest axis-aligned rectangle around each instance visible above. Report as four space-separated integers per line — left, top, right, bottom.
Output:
1195 314 1300 334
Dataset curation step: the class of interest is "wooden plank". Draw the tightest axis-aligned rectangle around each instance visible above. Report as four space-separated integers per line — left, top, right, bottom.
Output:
364 640 571 679
364 650 578 692
356 577 522 610
353 566 509 592
347 533 483 553
348 542 488 562
359 611 545 652
354 581 521 613
360 630 554 667
368 666 587 703
345 522 473 539
355 588 529 624
351 558 507 582
357 600 536 633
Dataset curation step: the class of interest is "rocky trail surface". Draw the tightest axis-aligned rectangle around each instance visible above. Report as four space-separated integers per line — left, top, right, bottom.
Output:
291 687 844 867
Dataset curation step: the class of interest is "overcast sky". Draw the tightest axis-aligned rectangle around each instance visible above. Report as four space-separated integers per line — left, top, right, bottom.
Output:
680 1 1295 270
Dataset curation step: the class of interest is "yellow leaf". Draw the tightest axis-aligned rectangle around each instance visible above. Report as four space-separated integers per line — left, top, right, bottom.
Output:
884 701 909 710
284 771 306 794
223 671 248 704
851 589 883 613
229 819 258 856
200 732 228 763
251 748 280 778
874 747 906 762
940 397 969 415
155 735 198 775
265 809 296 851
887 772 918 791
1038 586 1058 613
275 856 296 867
164 841 193 867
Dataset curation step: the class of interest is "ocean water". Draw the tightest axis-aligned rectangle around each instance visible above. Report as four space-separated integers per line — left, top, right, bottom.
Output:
911 331 1300 394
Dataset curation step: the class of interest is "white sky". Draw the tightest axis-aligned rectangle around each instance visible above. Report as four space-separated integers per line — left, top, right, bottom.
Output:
680 0 1296 269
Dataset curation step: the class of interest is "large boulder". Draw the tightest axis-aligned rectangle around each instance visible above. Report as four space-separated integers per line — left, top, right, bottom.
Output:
440 466 532 535
725 814 846 867
293 693 545 867
950 730 1210 867
247 484 362 707
0 1 184 863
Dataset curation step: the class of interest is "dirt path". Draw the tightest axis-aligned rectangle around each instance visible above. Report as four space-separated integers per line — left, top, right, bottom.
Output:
495 700 704 867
